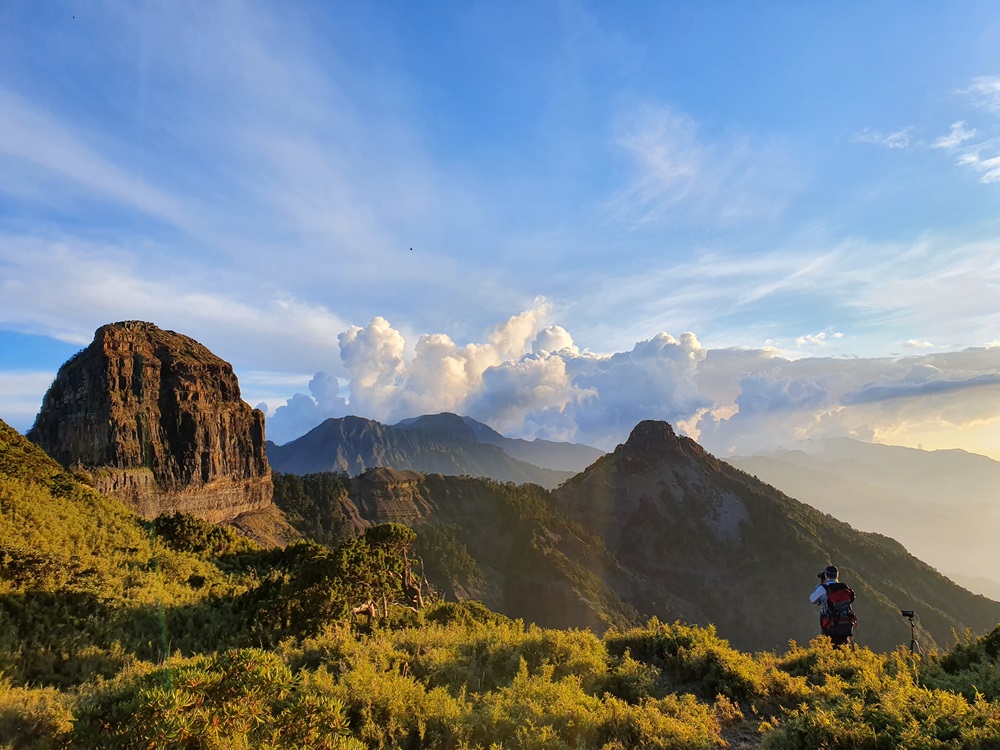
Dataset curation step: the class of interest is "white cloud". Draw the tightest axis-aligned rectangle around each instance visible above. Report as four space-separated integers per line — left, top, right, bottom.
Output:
795 331 844 347
931 79 1000 184
0 371 57 433
338 317 407 398
961 76 1000 114
267 302 590 443
264 304 1000 460
903 340 935 349
606 103 796 227
0 234 348 376
851 127 913 149
532 325 580 355
0 88 193 228
932 121 978 151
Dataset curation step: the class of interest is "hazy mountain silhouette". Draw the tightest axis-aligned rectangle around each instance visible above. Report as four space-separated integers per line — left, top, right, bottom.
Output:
731 439 1000 598
266 413 599 489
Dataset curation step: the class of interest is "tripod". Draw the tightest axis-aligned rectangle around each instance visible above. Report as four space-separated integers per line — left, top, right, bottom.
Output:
902 610 922 655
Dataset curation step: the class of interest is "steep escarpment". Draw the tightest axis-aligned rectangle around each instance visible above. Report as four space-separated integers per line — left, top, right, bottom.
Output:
27 321 271 522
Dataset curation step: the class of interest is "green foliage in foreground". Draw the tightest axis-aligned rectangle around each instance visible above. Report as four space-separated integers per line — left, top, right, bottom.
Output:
7 420 1000 748
8 611 1000 749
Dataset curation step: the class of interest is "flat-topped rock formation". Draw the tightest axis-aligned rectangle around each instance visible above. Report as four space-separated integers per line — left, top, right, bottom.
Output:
28 321 272 522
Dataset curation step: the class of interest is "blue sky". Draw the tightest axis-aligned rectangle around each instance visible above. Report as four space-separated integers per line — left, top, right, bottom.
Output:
2 1 999 457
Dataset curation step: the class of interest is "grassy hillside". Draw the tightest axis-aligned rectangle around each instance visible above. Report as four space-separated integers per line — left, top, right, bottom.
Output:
8 419 1000 748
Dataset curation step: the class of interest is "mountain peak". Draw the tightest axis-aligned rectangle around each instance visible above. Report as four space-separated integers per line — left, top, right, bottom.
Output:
618 420 690 461
395 412 477 441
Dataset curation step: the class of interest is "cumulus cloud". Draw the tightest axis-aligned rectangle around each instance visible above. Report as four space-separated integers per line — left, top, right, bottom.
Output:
532 325 580 355
795 331 844 347
267 305 714 446
268 302 594 443
265 303 1000 459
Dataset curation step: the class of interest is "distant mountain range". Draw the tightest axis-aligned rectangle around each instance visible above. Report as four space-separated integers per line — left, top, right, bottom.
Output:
18 322 1000 654
267 412 604 489
730 438 1000 600
282 421 1000 653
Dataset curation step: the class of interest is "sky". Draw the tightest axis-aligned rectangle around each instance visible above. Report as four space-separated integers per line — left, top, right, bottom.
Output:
1 1 999 459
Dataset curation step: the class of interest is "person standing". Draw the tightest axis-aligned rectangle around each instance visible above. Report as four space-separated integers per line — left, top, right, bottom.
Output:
810 565 857 647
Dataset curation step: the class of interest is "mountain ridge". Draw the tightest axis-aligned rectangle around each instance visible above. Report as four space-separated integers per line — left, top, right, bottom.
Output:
273 419 1000 652
267 412 600 489
731 438 1000 598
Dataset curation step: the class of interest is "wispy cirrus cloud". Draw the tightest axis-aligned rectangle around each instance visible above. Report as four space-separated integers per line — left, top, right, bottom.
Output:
606 103 797 228
851 127 913 149
0 234 349 376
932 119 1000 184
930 77 1000 183
932 121 978 150
0 88 192 228
961 76 1000 114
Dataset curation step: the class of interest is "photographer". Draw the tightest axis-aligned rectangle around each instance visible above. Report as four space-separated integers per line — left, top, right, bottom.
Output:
810 565 857 647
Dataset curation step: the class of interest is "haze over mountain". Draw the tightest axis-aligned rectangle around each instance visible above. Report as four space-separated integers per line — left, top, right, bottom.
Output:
731 438 1000 600
403 413 605 473
267 412 602 489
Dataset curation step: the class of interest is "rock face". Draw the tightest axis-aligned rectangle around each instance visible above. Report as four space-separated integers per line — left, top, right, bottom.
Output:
28 321 272 522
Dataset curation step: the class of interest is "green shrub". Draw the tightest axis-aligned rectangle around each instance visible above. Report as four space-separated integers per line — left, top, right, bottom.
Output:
0 678 73 749
606 619 779 703
71 649 362 749
148 512 258 557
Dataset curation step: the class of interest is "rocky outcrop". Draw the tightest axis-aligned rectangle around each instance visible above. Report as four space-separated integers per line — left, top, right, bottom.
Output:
27 321 272 522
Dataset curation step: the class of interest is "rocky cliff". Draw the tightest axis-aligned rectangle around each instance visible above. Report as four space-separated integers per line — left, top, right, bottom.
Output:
27 321 272 522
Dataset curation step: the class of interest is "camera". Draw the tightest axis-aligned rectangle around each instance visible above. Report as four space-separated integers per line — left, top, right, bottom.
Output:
900 610 915 618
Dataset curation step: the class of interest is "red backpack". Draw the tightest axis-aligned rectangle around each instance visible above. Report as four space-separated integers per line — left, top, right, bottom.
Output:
821 582 857 636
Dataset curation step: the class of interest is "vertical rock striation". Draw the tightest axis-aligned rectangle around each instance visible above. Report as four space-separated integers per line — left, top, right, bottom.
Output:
28 321 272 522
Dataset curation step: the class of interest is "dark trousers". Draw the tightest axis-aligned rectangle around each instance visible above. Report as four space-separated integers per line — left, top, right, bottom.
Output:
828 632 852 648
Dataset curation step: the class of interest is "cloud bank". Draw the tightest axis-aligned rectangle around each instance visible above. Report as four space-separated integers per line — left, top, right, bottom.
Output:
265 304 1000 460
